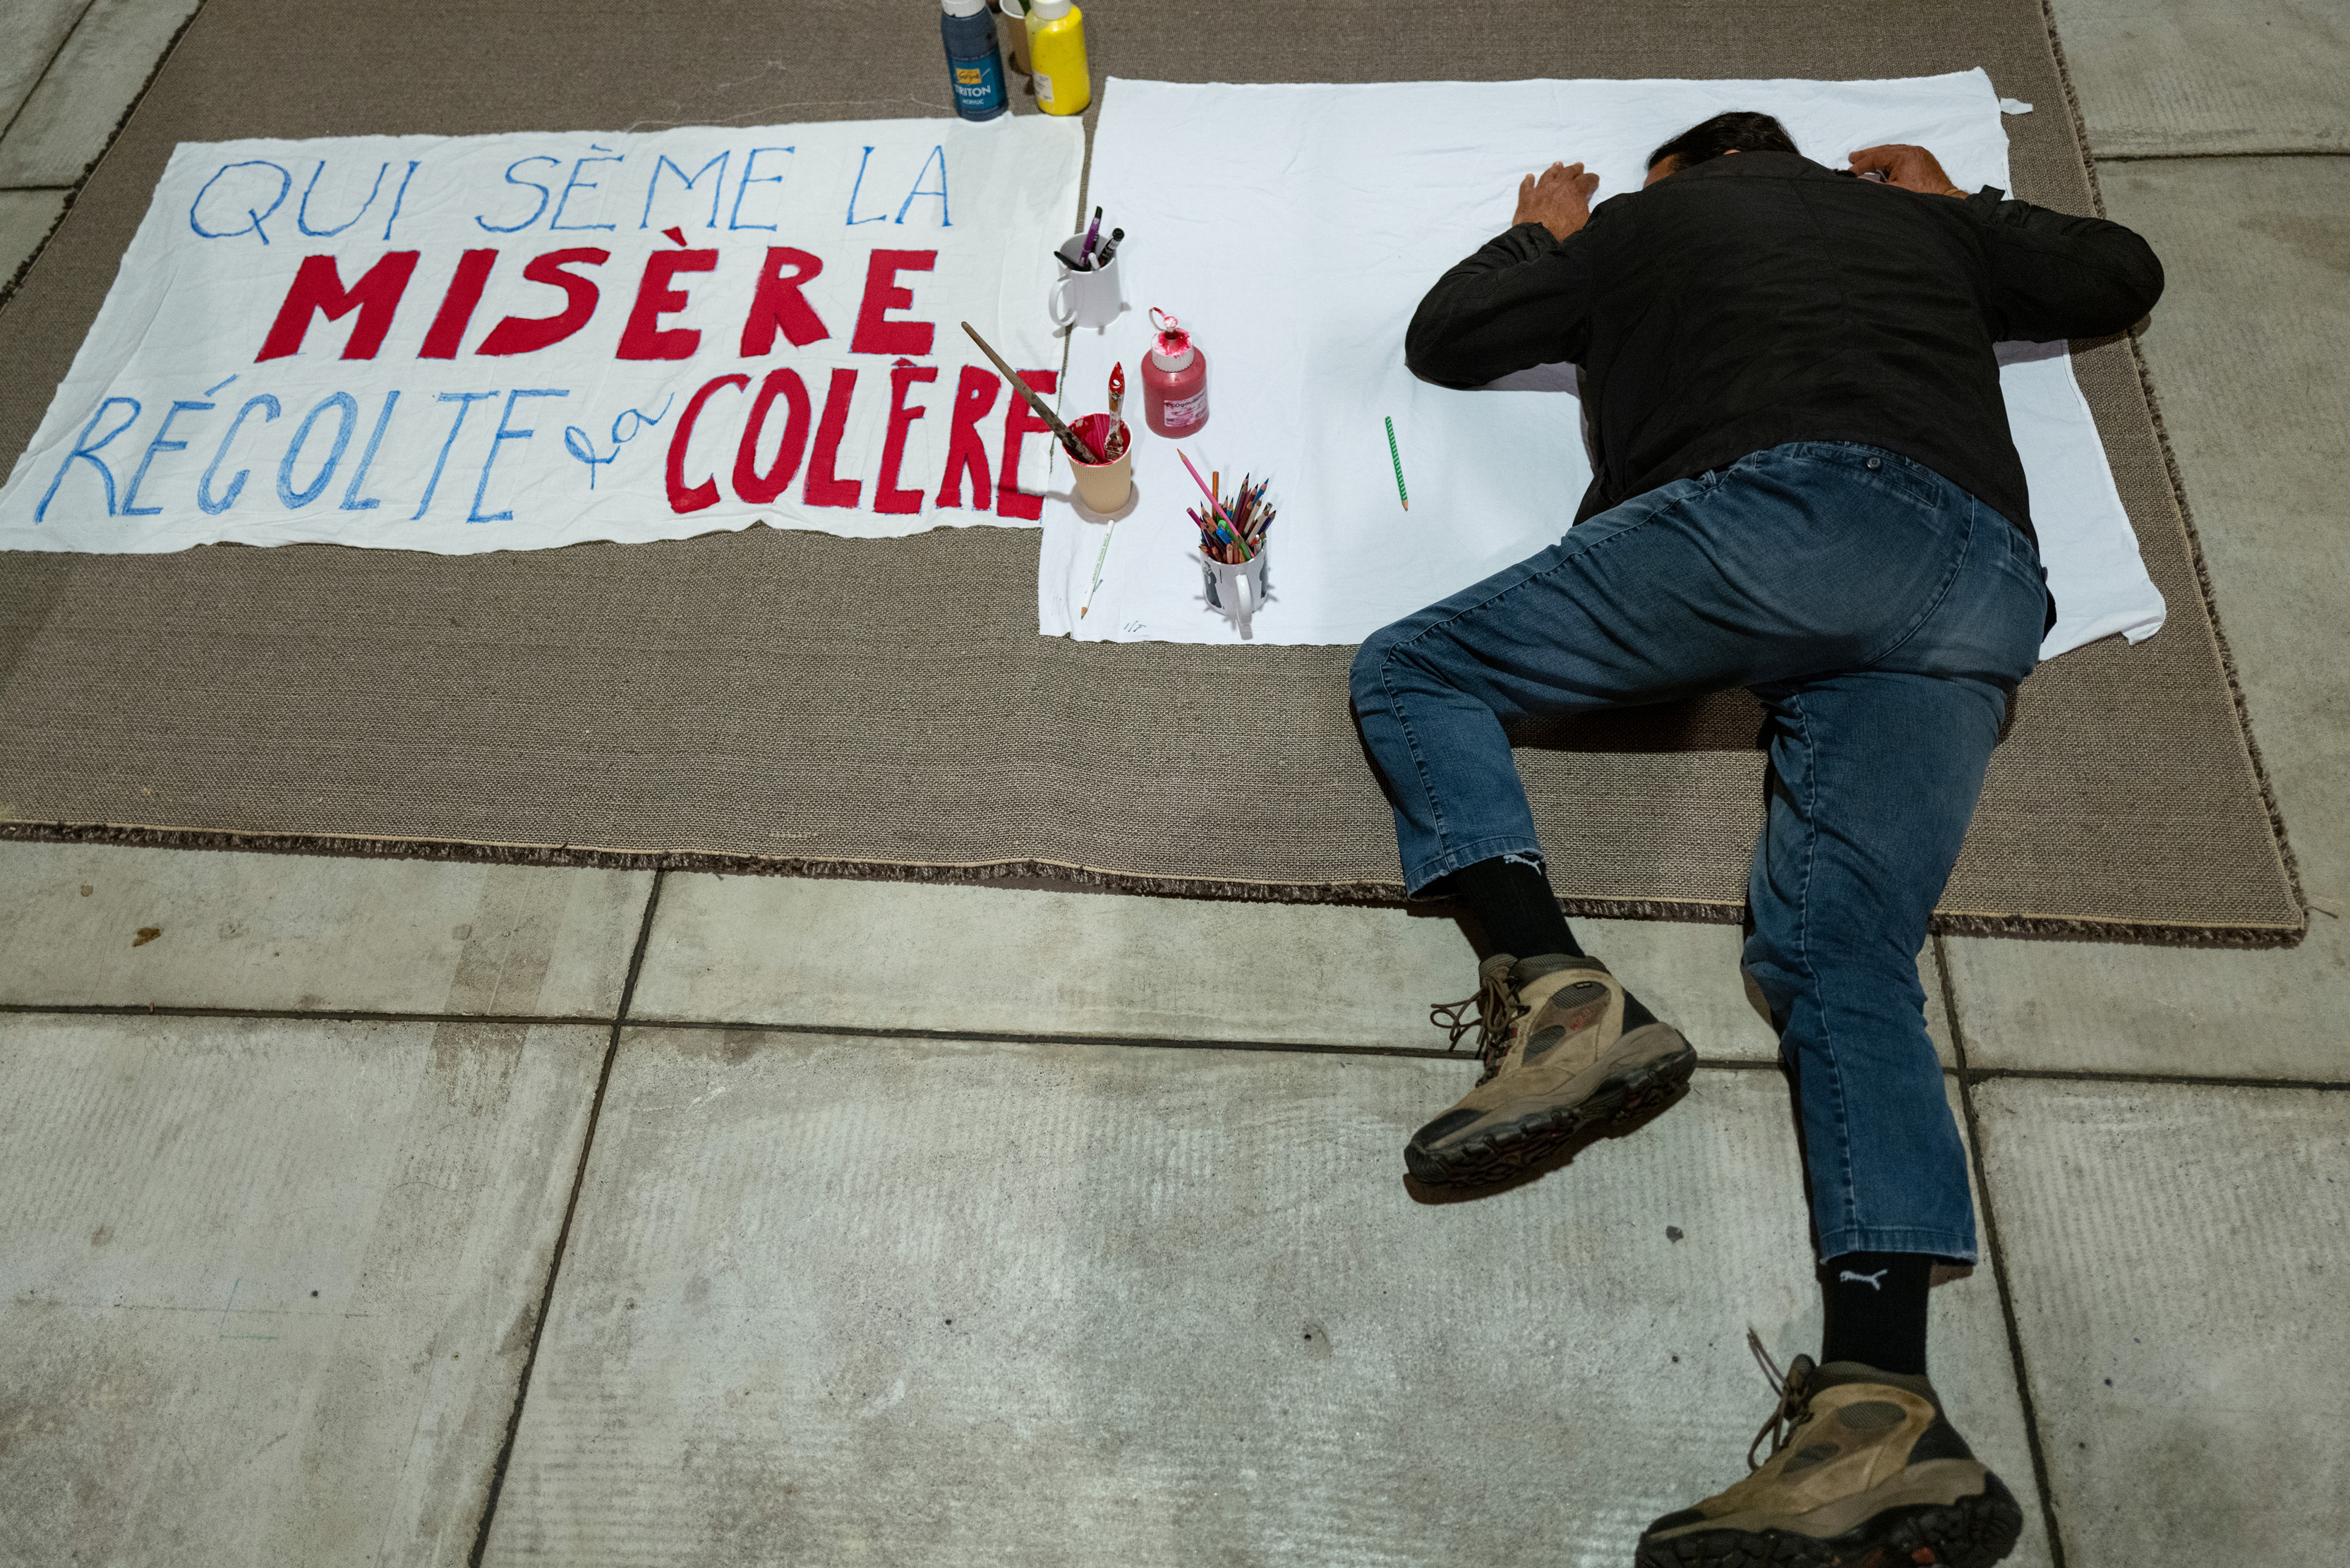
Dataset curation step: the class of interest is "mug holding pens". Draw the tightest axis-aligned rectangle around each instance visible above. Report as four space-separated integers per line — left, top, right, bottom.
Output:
1050 206 1125 330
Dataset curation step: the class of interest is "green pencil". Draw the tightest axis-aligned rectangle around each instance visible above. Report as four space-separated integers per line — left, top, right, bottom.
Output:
1385 416 1409 511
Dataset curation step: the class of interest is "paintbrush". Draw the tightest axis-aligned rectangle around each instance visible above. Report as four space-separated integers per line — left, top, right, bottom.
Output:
960 320 1097 463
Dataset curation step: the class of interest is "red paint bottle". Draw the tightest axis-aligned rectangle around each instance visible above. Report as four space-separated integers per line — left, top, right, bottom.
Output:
1141 307 1208 438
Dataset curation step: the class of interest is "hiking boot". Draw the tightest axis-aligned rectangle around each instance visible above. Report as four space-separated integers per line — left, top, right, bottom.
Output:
1637 1334 2026 1568
1404 952 1695 1186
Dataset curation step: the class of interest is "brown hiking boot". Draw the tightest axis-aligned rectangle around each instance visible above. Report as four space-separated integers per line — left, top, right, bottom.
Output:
1403 952 1695 1186
1637 1334 2026 1568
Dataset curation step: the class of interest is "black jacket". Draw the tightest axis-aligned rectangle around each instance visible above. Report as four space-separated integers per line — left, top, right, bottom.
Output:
1404 150 2164 541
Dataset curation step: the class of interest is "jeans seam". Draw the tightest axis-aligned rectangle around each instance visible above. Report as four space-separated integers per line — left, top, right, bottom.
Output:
1783 687 1860 1249
1402 832 1542 893
1855 495 1979 669
1819 1226 1979 1265
1377 656 1451 862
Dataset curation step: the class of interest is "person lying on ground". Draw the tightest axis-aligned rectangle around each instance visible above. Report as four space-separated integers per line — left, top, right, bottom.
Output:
1352 109 2159 1568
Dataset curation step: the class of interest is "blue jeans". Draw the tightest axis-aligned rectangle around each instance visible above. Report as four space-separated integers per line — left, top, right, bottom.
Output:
1349 441 2047 1262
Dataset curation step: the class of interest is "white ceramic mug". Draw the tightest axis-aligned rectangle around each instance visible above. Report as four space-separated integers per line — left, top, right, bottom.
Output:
1202 548 1270 635
1049 230 1124 330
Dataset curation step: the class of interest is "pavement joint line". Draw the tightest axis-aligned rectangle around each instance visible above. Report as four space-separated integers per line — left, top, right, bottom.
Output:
625 1014 1473 1059
465 867 665 1568
1939 933 2071 1568
0 184 78 193
0 1002 612 1027
0 0 100 145
0 0 212 313
4 1001 2347 1093
1960 1063 2350 1093
620 1015 1807 1069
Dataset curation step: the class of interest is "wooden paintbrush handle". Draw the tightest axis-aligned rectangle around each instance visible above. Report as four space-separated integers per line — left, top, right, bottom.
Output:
960 320 1090 460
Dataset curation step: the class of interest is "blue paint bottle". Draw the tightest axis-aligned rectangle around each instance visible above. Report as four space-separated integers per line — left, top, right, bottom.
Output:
941 0 1009 123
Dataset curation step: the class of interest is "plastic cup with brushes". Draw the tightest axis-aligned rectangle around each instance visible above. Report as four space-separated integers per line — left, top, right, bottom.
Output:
960 320 1132 513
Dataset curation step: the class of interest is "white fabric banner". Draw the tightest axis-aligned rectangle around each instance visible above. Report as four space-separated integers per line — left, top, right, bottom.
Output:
1040 73 2166 660
1 116 1083 552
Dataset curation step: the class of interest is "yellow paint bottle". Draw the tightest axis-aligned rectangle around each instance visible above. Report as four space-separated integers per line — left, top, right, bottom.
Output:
1025 0 1091 116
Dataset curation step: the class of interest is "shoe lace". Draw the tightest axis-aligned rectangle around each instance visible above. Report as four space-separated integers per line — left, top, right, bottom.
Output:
1744 1328 1820 1471
1429 962 1523 1078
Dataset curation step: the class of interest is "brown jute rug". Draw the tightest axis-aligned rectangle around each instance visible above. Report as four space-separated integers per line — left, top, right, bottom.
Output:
0 0 2303 946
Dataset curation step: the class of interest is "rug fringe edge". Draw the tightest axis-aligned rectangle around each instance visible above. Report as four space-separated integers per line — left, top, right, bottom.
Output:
0 819 2304 949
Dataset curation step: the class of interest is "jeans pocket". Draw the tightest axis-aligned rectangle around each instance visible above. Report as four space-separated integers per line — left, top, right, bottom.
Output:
1996 524 2053 673
1862 450 1946 513
1874 469 1942 512
1997 519 2051 594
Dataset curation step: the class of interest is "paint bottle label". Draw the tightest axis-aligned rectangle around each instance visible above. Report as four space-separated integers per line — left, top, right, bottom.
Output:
1162 388 1208 430
948 53 1006 118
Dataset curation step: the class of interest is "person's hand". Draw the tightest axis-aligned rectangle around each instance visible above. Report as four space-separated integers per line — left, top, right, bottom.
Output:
1514 161 1601 241
1848 144 1969 198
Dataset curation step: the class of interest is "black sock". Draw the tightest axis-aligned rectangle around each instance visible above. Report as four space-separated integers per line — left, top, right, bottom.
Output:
1820 1251 1932 1375
1447 855 1581 960
1440 857 1669 1030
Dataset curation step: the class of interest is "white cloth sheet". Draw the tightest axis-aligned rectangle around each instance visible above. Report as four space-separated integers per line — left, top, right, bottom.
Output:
1040 73 2165 659
0 116 1080 553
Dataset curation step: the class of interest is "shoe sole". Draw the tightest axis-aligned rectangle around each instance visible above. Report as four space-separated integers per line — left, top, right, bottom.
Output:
1405 1029 1698 1187
1635 1470 2026 1568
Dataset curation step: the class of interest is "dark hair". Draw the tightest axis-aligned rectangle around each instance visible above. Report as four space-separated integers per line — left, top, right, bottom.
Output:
1644 111 1800 173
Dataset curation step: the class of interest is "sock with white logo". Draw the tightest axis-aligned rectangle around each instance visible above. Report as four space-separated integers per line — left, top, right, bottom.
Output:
1819 1250 1932 1375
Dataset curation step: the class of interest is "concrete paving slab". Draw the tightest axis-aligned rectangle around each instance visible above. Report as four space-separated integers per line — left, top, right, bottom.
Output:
0 0 90 133
0 0 200 187
2049 0 2349 155
481 1035 2041 1566
0 841 649 1015
1971 1078 2349 1565
0 1013 605 1568
1944 932 2350 1080
0 186 68 287
634 876 1957 1063
1944 159 2350 1080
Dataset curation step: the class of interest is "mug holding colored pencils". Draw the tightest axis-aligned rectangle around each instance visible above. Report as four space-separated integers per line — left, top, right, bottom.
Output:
1179 450 1274 630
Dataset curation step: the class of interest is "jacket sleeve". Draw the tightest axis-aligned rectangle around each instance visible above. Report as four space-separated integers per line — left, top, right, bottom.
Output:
1404 219 1598 388
1968 193 2164 342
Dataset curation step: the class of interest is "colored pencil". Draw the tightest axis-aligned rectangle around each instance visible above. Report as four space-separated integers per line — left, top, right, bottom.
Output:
1177 450 1251 558
1385 416 1409 511
1177 450 1229 523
